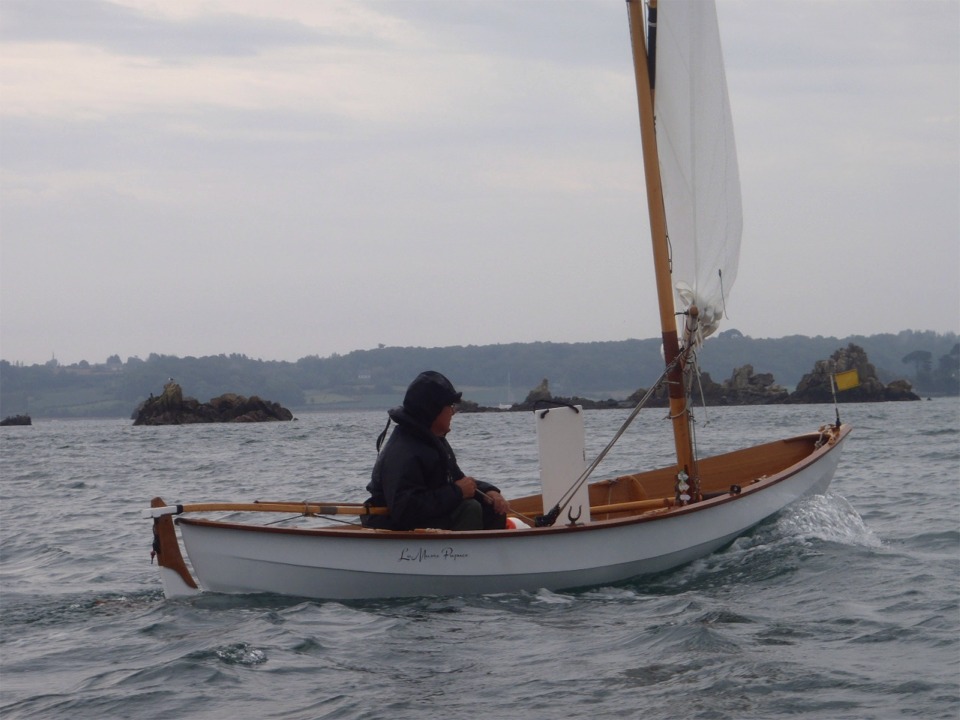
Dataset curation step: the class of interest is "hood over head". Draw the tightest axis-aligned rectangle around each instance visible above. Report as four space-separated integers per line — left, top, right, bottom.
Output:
402 371 462 425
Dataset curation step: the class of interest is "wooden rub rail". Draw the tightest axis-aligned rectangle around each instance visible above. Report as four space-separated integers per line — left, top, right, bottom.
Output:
145 497 685 521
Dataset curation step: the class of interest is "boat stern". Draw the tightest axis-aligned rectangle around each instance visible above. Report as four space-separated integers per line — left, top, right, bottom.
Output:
149 497 200 598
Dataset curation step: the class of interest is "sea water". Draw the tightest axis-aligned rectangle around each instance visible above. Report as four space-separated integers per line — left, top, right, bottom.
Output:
1 399 957 719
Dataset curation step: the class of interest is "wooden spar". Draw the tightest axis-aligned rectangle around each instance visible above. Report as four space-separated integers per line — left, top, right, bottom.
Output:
147 501 389 517
625 0 697 495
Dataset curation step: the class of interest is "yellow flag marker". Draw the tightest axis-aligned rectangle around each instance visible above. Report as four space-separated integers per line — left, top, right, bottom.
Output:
834 369 860 391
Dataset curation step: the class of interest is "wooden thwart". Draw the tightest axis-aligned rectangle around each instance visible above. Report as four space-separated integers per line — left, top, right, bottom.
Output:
589 497 675 515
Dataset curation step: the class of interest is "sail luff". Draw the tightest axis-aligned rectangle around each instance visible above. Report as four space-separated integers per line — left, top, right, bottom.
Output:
654 0 742 341
626 0 697 490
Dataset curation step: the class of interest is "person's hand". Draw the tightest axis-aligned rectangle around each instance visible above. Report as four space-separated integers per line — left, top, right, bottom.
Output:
484 490 510 515
455 476 477 499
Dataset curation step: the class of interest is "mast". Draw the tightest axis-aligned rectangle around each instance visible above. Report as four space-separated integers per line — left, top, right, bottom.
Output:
626 0 698 499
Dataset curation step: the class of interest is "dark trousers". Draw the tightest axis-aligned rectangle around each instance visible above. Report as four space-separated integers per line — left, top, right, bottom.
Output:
447 498 507 531
362 498 507 531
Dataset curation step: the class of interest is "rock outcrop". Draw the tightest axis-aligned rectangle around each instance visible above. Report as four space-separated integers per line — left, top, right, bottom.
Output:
0 414 32 426
788 344 919 403
719 365 789 404
623 364 788 407
511 378 624 411
133 382 294 425
502 345 917 412
691 365 789 405
469 344 918 413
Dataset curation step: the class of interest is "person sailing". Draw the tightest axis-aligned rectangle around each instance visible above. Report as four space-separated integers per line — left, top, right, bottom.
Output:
362 371 509 531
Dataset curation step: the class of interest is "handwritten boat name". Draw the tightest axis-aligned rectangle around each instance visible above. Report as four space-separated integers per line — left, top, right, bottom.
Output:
398 546 469 563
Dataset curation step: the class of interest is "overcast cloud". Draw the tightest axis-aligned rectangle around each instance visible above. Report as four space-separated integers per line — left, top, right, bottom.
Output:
1 0 957 366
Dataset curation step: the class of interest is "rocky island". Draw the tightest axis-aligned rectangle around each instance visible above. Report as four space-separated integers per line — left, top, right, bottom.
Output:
496 343 918 411
133 382 294 425
786 344 919 403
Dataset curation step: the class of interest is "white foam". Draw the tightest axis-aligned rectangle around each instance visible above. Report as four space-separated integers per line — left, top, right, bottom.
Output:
774 492 882 549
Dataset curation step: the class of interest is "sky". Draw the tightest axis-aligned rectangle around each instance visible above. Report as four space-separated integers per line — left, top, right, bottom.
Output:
1 0 958 367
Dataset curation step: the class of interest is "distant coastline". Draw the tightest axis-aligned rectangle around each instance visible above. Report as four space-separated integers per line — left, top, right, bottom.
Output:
1 330 956 418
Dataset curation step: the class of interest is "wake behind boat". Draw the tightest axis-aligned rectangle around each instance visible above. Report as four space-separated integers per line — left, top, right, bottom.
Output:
146 0 851 601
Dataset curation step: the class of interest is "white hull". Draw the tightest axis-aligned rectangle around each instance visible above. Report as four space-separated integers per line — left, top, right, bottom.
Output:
159 428 848 600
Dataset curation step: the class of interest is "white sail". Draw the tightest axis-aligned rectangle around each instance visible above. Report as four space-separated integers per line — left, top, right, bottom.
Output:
654 0 742 341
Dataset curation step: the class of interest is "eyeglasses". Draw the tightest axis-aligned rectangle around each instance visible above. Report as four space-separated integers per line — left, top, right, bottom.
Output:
449 403 459 413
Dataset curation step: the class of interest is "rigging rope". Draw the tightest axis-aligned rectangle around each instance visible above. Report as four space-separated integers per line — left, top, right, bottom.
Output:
718 268 730 320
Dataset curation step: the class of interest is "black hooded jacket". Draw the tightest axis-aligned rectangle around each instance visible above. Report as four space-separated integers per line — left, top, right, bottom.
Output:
363 405 500 531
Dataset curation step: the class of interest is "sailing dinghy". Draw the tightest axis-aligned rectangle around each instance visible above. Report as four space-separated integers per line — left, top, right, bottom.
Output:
146 0 850 601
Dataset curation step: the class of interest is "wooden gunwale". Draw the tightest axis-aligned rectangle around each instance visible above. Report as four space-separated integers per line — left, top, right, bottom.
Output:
173 426 849 541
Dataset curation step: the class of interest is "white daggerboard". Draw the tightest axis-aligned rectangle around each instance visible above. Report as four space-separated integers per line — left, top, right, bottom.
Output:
535 405 590 524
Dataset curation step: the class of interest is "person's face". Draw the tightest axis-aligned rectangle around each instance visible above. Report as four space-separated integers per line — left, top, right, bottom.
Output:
430 403 457 436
